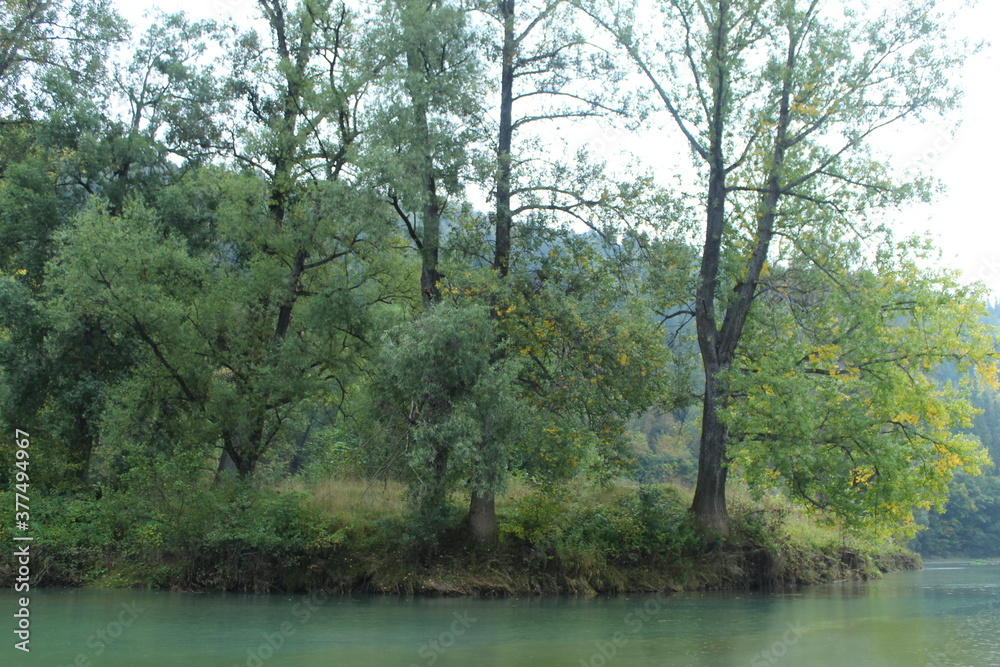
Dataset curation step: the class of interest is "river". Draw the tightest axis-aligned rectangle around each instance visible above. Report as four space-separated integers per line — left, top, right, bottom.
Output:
2 562 997 666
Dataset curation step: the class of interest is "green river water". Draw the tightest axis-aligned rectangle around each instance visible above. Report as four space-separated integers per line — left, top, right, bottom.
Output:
2 563 998 666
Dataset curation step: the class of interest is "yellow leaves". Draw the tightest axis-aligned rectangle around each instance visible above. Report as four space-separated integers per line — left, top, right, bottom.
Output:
893 412 921 427
617 352 628 366
807 344 840 365
790 100 821 116
839 365 862 381
922 401 947 431
932 450 963 476
850 466 876 488
928 435 989 478
974 359 1000 392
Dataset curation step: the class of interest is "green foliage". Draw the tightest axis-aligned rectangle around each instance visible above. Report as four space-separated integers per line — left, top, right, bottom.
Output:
726 244 997 537
0 11 227 488
499 484 704 567
0 0 990 584
450 229 688 484
911 354 1000 557
0 0 126 114
48 163 404 475
366 0 481 201
912 473 1000 557
370 299 527 539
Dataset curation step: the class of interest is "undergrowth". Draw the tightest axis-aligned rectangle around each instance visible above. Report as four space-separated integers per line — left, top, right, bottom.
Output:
0 476 919 594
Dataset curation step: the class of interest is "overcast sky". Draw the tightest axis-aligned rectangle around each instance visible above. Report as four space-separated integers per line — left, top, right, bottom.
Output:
115 0 1000 296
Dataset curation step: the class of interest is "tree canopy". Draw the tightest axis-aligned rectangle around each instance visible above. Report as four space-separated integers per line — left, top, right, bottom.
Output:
0 0 995 550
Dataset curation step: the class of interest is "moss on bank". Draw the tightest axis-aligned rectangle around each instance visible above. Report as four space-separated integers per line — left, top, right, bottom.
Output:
0 479 920 595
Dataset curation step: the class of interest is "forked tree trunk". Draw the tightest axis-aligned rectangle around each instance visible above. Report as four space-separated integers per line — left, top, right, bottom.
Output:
218 415 263 480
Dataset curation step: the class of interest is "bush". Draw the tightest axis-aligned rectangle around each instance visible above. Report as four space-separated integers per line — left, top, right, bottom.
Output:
499 483 704 570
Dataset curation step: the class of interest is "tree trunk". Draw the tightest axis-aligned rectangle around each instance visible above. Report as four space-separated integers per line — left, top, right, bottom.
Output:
492 0 515 279
690 148 731 535
468 489 498 546
411 79 441 305
689 2 734 536
467 0 517 548
215 447 239 481
219 414 262 480
419 175 441 304
690 369 730 535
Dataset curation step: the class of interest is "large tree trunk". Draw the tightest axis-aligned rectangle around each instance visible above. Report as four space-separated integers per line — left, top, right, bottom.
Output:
401 11 443 306
419 175 441 304
468 489 498 546
467 0 517 548
691 370 730 535
690 131 731 535
689 2 735 536
219 414 263 480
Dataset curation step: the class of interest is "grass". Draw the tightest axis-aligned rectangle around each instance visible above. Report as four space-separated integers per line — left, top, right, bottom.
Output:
0 476 921 595
285 477 408 523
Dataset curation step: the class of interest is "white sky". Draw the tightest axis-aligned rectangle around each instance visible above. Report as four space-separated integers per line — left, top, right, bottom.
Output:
115 0 1000 295
885 0 1000 296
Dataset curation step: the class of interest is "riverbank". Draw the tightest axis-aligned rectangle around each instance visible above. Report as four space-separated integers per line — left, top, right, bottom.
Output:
0 479 920 595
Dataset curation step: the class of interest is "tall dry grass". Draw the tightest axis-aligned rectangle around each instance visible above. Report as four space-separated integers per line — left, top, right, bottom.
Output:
281 477 408 522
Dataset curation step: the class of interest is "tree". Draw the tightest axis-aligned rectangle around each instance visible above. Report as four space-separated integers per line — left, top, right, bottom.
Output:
50 167 406 478
460 0 638 545
912 473 1000 557
486 229 686 483
370 300 525 551
105 12 229 197
726 242 996 537
587 0 981 534
0 0 125 114
370 0 482 306
0 6 161 487
47 0 410 479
